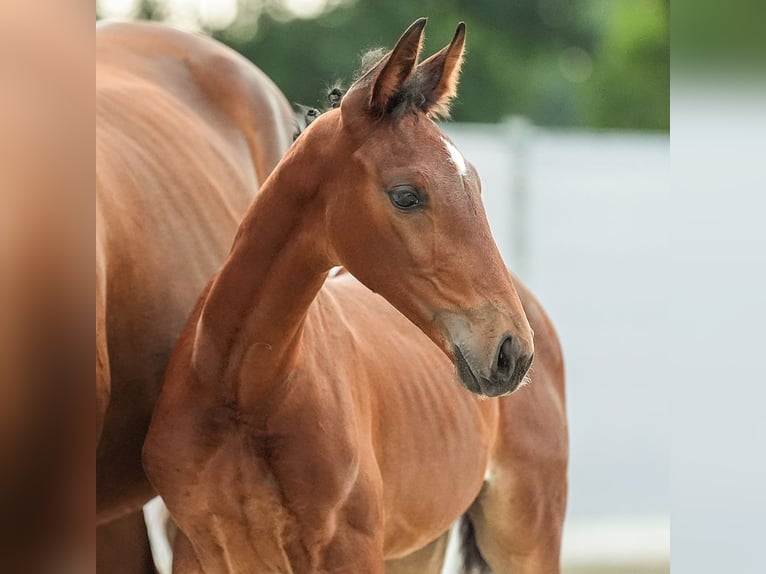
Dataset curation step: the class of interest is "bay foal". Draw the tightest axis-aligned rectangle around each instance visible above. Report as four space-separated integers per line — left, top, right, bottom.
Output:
97 22 294 571
145 20 567 573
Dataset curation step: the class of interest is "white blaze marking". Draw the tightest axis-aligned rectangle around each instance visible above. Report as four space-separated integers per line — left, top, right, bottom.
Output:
442 137 467 176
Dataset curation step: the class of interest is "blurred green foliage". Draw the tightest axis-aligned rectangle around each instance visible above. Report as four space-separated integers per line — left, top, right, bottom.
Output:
672 0 766 72
127 0 668 130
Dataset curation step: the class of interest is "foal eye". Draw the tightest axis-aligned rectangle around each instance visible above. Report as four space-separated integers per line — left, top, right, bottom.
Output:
388 186 423 211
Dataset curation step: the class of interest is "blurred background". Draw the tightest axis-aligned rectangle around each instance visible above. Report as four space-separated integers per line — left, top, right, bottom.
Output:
97 1 669 572
97 0 668 130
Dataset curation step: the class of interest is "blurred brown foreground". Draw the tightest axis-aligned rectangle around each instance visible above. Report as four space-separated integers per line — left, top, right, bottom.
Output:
0 2 92 572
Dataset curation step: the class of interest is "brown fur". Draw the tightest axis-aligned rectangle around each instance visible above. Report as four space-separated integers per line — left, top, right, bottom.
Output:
407 22 466 118
96 20 295 569
144 20 567 573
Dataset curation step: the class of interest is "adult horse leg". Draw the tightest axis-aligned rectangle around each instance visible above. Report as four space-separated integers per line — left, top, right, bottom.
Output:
384 530 449 574
97 511 156 574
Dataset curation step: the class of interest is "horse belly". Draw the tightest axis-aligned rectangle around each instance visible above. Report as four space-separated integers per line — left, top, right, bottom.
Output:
376 376 496 557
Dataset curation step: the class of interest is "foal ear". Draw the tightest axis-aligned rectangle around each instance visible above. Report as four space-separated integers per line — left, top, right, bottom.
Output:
368 18 427 113
414 22 466 117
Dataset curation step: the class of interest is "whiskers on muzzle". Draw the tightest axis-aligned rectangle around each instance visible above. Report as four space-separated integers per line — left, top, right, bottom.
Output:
452 344 534 398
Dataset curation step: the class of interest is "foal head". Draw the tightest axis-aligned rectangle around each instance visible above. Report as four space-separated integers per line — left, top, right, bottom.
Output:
305 19 534 396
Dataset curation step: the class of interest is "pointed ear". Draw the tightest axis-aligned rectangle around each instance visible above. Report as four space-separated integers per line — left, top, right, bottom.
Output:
414 22 466 117
367 18 427 113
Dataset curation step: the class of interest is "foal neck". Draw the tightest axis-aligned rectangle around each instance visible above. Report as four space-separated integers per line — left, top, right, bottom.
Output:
193 126 335 410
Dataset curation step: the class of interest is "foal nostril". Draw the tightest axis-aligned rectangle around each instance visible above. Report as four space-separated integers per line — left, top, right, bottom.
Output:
495 336 515 378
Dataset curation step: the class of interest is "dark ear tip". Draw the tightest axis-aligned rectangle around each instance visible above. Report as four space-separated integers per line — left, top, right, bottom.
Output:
395 18 426 46
455 22 466 38
407 17 427 34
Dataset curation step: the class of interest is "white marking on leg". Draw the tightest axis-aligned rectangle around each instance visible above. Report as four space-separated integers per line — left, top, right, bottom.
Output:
144 497 173 574
442 137 467 176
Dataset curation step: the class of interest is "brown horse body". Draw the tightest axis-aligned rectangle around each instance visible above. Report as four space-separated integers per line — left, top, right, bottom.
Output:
144 20 567 573
96 18 294 549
